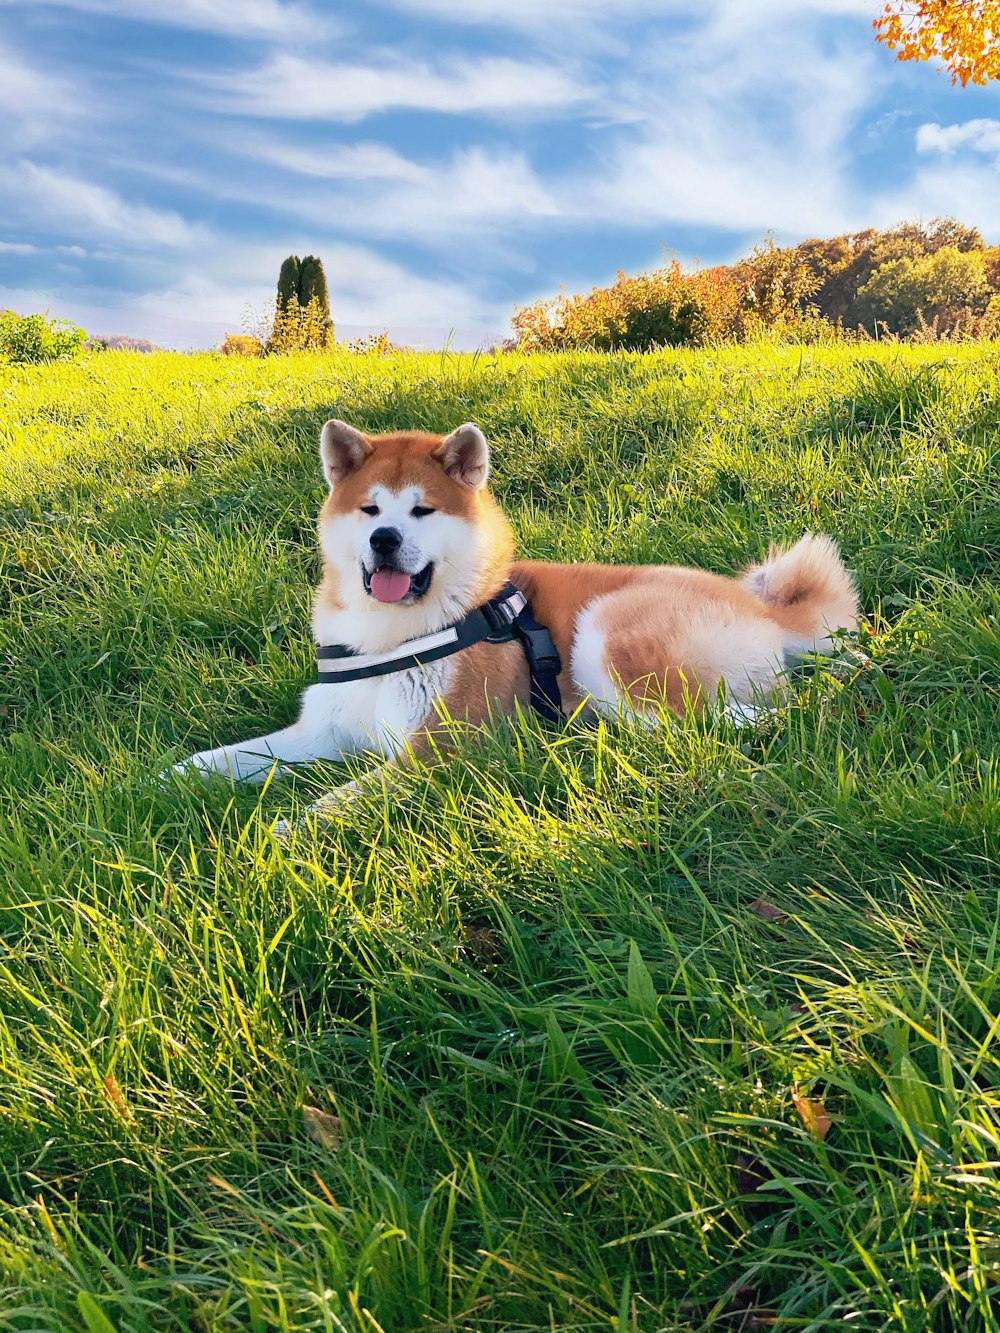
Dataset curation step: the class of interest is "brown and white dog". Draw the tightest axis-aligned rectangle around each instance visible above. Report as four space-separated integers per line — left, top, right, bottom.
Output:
176 419 858 824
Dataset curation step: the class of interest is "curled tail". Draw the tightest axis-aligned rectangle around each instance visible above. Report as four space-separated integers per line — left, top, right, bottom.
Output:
740 533 858 652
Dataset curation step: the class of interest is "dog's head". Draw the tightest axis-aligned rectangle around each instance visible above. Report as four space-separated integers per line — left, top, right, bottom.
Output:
317 419 515 627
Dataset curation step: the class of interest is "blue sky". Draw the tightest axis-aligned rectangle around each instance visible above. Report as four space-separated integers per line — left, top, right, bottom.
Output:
1 0 999 348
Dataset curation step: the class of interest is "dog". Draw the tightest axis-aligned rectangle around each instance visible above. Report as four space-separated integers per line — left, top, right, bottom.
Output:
175 419 858 824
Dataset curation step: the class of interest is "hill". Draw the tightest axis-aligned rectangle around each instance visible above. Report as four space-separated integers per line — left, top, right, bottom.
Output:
1 345 998 1329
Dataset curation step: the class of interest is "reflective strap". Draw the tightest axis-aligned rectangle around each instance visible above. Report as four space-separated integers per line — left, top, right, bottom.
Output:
317 624 459 675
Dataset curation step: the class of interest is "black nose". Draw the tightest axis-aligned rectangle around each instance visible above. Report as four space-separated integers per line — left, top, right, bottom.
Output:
370 526 403 558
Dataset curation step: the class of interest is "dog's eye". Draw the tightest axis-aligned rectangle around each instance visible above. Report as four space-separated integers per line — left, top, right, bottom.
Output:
360 504 380 517
411 505 436 518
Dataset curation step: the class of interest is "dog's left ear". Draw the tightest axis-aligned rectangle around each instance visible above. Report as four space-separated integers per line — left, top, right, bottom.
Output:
320 419 373 487
433 423 490 490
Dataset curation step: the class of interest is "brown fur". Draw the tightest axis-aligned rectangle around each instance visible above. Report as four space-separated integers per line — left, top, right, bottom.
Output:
315 430 515 626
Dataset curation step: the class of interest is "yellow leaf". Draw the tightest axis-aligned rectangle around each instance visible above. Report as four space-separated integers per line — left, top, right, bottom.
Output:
791 1087 832 1140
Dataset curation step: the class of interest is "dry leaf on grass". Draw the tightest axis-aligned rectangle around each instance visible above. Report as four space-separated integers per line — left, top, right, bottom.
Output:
302 1106 342 1151
791 1088 832 1140
749 898 786 922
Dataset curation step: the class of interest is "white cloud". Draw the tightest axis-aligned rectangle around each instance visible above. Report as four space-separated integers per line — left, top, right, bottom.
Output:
546 5 882 238
375 0 873 53
1 161 203 249
0 240 39 254
916 119 1000 157
134 238 498 327
18 0 330 39
203 52 596 121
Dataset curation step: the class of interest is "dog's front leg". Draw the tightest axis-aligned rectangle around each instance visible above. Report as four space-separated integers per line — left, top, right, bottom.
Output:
173 721 348 784
172 684 358 784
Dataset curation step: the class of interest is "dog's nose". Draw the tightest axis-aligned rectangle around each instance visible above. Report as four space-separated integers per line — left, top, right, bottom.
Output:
370 526 403 559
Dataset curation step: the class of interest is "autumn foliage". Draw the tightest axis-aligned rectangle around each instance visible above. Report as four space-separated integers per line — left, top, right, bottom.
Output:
874 1 1000 85
512 242 825 352
512 219 1000 351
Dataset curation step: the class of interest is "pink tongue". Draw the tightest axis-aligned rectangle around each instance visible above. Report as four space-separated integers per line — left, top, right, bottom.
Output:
370 569 413 603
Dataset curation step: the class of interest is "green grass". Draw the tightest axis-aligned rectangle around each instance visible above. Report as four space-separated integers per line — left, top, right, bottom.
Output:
1 343 999 1331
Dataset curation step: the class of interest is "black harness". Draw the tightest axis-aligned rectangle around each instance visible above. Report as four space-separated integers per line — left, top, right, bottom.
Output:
316 582 563 724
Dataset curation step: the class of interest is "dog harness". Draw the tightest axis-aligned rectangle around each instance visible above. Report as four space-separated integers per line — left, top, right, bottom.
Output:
316 581 564 723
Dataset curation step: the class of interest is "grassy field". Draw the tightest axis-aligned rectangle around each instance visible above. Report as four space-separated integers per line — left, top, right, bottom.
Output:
1 343 999 1331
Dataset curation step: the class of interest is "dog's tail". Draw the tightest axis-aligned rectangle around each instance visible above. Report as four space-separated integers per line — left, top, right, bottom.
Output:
740 533 858 652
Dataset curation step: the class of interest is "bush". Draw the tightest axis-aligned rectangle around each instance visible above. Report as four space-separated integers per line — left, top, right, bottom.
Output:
512 261 743 351
0 310 87 364
266 295 334 354
345 331 394 354
855 246 992 337
220 334 265 357
511 246 819 352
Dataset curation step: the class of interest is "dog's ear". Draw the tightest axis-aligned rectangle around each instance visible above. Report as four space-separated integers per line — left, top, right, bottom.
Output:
433 423 490 490
320 419 373 486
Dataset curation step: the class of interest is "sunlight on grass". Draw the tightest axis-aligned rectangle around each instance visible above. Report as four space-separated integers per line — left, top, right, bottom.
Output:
1 344 999 1329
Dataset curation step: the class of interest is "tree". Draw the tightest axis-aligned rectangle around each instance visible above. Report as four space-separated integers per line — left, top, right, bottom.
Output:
298 254 333 334
854 246 992 335
268 253 334 352
276 255 300 316
875 1 1000 86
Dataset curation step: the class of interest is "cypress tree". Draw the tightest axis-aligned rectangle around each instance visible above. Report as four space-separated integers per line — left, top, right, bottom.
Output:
276 255 300 314
298 255 333 332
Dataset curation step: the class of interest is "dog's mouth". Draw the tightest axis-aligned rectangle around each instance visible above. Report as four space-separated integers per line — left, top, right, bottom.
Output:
363 562 434 604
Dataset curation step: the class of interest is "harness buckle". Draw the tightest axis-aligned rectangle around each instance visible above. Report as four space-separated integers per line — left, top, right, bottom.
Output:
481 594 519 641
515 623 561 674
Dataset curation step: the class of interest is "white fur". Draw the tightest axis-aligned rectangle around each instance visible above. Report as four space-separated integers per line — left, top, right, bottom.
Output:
173 479 472 788
570 593 787 725
315 487 488 652
570 601 623 718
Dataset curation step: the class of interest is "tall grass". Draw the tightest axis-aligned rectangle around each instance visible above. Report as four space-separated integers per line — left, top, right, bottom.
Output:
1 344 999 1330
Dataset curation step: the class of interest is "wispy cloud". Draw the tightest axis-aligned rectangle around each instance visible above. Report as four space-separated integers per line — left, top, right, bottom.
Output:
236 138 429 183
2 161 203 249
230 139 557 242
125 237 504 332
17 0 331 39
202 52 597 122
0 40 94 151
554 7 881 238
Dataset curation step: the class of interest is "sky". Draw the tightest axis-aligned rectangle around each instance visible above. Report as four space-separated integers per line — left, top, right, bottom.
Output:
1 0 999 350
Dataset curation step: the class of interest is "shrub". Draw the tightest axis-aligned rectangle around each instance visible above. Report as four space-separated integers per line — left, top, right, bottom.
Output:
512 260 743 351
268 254 334 352
220 333 265 357
266 295 334 354
0 310 87 364
855 246 992 337
345 331 393 354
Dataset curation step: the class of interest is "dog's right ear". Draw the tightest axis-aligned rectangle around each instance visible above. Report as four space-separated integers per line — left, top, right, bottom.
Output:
320 419 373 486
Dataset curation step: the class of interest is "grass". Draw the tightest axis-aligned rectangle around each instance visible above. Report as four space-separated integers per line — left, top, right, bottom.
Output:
0 342 999 1331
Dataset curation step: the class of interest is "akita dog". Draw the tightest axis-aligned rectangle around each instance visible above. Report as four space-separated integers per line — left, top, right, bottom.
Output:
176 419 858 823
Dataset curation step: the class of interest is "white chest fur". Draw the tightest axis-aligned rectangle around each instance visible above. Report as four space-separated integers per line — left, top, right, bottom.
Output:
297 656 455 758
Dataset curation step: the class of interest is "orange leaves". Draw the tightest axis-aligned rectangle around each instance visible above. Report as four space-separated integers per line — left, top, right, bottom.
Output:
511 259 744 352
874 2 1000 86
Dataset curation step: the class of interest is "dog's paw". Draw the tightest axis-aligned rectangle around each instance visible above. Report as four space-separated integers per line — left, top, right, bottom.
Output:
159 755 210 785
270 817 293 844
720 699 778 730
